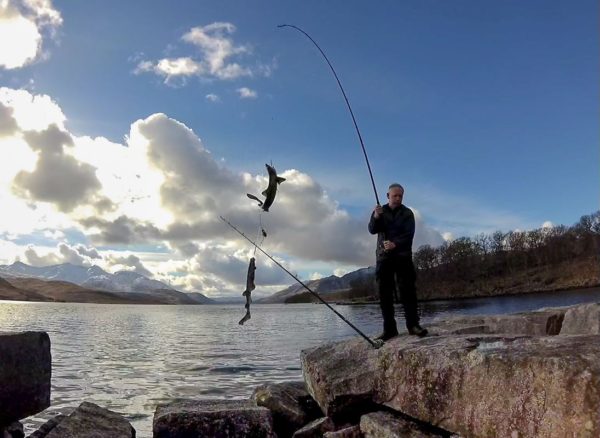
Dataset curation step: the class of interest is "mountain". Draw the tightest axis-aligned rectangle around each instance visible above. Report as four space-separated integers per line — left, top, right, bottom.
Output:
0 276 167 304
256 266 375 304
0 262 215 304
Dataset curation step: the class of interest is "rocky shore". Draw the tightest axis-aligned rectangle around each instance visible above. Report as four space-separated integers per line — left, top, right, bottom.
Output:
2 302 599 437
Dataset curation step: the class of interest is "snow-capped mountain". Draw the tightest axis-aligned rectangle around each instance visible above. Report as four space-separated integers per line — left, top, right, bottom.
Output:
0 262 212 302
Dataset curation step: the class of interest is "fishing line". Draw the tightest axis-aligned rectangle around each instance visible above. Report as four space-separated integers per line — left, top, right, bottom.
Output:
220 215 383 349
278 24 381 206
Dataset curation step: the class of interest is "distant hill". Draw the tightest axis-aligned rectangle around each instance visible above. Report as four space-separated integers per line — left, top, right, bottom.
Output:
256 267 375 304
0 276 167 304
0 262 215 304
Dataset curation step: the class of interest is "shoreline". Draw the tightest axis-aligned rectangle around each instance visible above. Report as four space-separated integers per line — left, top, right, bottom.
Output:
331 283 600 305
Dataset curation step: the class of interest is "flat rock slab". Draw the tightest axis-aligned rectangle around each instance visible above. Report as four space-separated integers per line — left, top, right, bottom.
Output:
291 416 334 438
45 402 135 438
153 399 276 438
0 331 51 425
431 308 567 336
323 425 361 438
360 411 443 438
302 334 600 437
561 302 600 334
251 381 322 437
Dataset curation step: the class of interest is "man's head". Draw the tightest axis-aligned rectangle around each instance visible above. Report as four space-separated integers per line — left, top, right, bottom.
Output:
387 183 404 208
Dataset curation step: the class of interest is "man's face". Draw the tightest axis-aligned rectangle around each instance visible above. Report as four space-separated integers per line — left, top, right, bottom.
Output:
387 187 404 208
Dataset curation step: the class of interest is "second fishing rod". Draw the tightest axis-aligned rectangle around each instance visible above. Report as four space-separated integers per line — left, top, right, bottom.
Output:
220 216 383 349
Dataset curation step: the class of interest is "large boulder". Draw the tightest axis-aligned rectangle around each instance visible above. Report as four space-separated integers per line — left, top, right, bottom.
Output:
251 381 322 437
561 302 600 334
153 399 276 438
302 333 600 437
44 401 135 437
0 331 51 426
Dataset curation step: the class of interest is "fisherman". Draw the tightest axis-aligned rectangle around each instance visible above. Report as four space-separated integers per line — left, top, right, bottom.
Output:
368 183 428 341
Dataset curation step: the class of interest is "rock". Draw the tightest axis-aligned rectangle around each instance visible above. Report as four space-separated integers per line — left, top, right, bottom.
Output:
300 337 391 418
561 302 600 334
153 399 276 438
251 381 322 438
360 411 443 437
44 402 135 438
432 307 566 336
3 421 24 438
291 417 334 438
302 332 600 437
323 424 362 438
0 331 51 426
28 415 66 438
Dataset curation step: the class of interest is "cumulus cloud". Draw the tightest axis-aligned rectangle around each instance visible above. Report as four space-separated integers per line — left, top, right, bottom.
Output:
0 0 62 69
0 101 18 136
22 242 90 267
134 22 273 84
106 253 153 277
0 87 446 297
205 93 220 102
12 124 106 212
542 221 553 229
237 87 257 99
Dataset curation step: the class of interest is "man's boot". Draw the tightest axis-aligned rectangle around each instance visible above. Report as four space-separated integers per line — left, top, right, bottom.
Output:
408 324 428 337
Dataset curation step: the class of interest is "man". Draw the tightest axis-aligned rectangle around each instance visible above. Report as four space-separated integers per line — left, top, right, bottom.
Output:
368 183 428 341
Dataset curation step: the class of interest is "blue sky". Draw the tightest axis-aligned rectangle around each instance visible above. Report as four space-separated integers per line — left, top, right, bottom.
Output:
0 0 597 297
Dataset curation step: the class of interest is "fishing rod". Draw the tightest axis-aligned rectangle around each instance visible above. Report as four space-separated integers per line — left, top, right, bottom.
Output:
220 215 383 349
278 24 380 206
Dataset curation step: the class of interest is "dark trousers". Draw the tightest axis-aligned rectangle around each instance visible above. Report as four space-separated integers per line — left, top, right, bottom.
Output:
376 256 420 334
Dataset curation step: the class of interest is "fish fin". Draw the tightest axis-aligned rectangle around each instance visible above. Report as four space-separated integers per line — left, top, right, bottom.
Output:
261 189 268 197
276 176 286 184
246 193 263 207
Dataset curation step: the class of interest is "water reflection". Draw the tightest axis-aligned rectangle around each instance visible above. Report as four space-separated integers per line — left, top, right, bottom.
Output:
0 287 598 437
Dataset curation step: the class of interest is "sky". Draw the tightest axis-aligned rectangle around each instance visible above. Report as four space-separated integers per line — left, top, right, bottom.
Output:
0 0 597 298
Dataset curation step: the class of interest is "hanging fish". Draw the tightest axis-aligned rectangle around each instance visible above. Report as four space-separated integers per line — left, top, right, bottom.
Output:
238 257 256 325
247 164 286 212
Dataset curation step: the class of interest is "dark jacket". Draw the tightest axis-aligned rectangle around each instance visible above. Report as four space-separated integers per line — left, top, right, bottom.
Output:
368 204 415 260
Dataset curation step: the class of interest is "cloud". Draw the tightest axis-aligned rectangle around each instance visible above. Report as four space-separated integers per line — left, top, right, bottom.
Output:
0 101 18 136
12 124 107 212
106 253 153 277
22 242 89 267
237 87 257 99
205 93 220 102
0 0 62 70
541 221 553 229
134 22 273 84
0 87 446 297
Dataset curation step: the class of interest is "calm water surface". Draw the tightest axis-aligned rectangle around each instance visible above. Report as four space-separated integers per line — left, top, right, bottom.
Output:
1 287 599 437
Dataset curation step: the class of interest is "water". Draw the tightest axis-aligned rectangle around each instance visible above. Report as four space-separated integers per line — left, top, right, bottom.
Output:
1 287 599 437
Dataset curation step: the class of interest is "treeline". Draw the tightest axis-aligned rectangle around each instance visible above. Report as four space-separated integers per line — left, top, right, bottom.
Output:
348 211 600 300
413 211 599 281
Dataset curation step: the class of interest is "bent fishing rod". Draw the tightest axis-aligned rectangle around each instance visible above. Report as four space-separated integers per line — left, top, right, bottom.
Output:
220 215 382 349
278 24 380 206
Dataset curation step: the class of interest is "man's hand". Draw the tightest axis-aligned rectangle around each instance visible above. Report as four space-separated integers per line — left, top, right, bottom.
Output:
373 205 383 219
383 240 396 251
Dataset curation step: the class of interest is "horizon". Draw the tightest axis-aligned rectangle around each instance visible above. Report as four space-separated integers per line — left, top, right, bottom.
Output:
0 1 597 298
